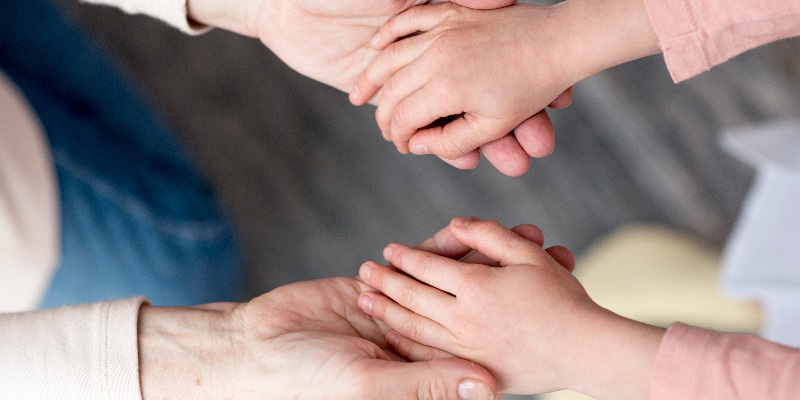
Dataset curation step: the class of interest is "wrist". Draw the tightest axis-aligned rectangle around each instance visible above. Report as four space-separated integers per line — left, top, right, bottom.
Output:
556 0 661 85
138 303 246 400
186 0 261 37
568 308 665 400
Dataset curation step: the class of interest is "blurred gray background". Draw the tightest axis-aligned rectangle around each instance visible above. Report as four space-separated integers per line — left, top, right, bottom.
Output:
60 1 798 397
57 0 800 296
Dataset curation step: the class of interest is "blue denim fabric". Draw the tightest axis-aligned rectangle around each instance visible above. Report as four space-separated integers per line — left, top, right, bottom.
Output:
0 0 243 306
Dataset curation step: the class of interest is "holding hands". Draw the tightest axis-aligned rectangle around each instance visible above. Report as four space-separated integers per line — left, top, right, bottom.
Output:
350 2 575 176
358 218 666 399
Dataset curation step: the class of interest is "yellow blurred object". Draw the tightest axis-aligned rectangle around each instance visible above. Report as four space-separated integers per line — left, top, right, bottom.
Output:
540 224 761 400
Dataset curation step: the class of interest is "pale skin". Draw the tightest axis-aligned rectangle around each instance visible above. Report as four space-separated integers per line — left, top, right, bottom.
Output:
357 217 666 399
350 0 661 170
185 0 569 176
137 221 558 400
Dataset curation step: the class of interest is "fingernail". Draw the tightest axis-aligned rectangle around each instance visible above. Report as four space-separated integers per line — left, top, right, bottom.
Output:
410 144 429 155
349 85 360 103
360 262 373 282
458 380 493 400
386 330 400 347
451 217 472 228
383 245 393 262
358 294 373 314
370 32 382 48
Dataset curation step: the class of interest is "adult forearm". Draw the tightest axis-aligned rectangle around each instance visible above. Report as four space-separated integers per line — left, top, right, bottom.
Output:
185 0 261 37
138 303 245 400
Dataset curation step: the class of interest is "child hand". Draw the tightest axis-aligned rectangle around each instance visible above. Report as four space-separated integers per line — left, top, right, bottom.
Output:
357 217 585 394
349 3 576 174
358 218 664 398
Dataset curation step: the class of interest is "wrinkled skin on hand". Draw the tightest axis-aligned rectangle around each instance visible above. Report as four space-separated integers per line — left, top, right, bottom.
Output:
232 276 495 399
252 0 426 92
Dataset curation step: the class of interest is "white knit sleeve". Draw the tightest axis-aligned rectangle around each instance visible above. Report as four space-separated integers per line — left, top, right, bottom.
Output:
81 0 211 35
0 297 148 400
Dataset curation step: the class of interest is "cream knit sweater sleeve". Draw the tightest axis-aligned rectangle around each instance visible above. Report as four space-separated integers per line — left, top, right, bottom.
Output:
81 0 210 34
0 297 148 400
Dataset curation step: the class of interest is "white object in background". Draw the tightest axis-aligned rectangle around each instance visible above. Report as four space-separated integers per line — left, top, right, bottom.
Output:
720 119 800 347
0 71 60 312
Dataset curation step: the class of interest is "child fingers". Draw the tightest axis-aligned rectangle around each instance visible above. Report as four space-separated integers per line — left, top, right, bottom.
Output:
351 33 434 107
382 243 473 295
414 220 479 260
370 3 456 50
513 110 556 159
358 291 452 350
480 134 531 177
385 82 468 155
386 330 455 362
449 218 547 267
460 223 544 266
360 261 455 322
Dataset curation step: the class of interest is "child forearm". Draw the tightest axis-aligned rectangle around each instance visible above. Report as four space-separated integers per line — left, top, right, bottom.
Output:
557 0 661 86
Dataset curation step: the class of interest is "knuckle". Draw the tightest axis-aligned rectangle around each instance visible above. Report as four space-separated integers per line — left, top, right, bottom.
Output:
385 41 402 65
402 315 425 339
416 347 440 362
399 284 420 310
391 106 414 136
438 135 470 159
417 376 450 400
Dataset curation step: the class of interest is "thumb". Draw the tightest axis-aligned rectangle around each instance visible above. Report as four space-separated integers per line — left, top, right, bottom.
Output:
410 114 515 161
367 358 498 400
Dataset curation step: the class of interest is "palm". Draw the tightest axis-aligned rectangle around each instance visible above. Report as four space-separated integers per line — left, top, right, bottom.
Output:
254 0 424 92
238 277 399 398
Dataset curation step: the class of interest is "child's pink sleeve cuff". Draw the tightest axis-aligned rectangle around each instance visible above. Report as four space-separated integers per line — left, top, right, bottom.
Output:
650 322 800 400
642 0 800 82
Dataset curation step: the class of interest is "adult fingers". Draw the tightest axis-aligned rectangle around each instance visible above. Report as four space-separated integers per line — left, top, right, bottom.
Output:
387 330 455 362
360 261 455 322
448 0 515 9
362 356 497 400
513 110 555 159
437 150 481 170
480 134 531 177
545 245 575 273
548 87 573 109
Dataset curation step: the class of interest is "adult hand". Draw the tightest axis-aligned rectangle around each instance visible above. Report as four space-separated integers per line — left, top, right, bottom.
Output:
186 0 567 176
138 277 497 400
137 220 517 400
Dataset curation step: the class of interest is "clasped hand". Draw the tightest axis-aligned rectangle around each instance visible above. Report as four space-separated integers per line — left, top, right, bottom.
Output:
237 0 571 176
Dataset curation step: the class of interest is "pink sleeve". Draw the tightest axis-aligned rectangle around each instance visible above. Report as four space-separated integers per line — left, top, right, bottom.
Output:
642 0 800 82
650 322 800 400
